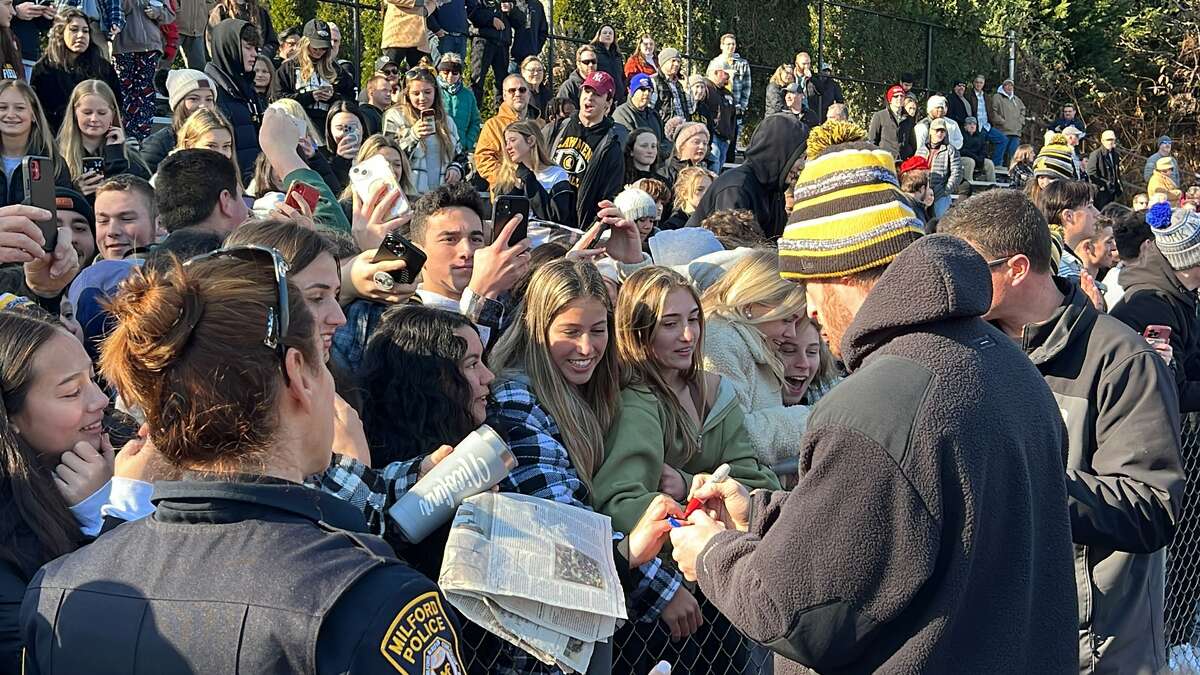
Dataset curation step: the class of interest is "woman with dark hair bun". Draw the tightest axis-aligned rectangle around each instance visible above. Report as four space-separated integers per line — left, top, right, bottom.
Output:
21 249 468 673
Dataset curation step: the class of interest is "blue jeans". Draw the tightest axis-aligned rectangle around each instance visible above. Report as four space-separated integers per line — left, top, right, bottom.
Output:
430 34 467 64
983 125 1007 166
709 136 729 172
1001 135 1020 167
933 194 953 218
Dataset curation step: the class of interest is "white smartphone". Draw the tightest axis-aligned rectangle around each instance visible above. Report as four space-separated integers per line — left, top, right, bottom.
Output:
349 154 410 220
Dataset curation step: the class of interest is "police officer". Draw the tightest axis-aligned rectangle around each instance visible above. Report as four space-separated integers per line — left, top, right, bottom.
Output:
20 246 466 675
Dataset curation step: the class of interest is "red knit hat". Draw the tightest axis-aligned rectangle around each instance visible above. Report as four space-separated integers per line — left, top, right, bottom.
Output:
899 155 930 175
885 84 906 105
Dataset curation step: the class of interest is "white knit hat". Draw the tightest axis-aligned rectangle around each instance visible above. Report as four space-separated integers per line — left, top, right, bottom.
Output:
166 69 216 112
613 188 658 222
926 95 948 114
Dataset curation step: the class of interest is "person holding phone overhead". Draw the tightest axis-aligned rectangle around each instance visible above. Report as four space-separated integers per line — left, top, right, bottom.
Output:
56 79 150 196
382 68 466 195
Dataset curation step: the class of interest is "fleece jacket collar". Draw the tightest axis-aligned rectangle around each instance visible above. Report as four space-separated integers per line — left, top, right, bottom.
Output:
841 234 991 371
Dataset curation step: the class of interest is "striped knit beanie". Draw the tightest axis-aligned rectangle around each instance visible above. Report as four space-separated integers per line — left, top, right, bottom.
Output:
1150 202 1200 271
779 121 924 280
1033 134 1079 181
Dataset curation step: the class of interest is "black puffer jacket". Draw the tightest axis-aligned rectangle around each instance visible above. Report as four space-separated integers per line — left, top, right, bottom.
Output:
204 18 262 185
1110 243 1200 412
140 126 175 174
687 114 808 237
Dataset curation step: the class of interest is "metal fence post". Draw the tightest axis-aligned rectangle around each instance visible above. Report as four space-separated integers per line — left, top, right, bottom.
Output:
547 0 555 88
924 23 933 90
1007 29 1016 83
685 0 692 77
351 1 362 84
816 0 824 70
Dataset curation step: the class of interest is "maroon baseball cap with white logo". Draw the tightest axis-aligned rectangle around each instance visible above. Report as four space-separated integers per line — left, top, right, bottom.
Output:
582 71 615 99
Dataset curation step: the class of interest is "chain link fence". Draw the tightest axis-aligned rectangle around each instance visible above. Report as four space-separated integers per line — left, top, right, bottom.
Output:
1169 414 1200 673
438 411 1200 675
454 589 773 674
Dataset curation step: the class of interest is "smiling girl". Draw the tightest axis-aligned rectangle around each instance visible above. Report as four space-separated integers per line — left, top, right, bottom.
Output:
700 248 810 467
0 309 113 670
57 79 150 194
487 259 703 656
0 80 67 206
490 118 576 227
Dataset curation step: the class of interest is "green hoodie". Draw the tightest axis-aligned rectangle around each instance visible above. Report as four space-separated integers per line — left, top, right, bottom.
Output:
593 376 780 537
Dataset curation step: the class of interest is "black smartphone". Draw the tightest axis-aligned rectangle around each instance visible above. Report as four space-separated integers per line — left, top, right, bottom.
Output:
371 230 427 285
82 157 105 176
22 156 57 252
493 195 530 247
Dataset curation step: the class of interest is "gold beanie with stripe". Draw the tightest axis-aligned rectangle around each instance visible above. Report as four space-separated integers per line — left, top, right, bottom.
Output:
779 121 924 280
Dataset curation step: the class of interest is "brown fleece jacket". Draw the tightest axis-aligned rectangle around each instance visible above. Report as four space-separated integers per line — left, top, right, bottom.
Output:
695 235 1079 674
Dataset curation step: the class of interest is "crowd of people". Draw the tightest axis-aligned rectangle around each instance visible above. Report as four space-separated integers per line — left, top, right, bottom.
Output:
0 2 1197 674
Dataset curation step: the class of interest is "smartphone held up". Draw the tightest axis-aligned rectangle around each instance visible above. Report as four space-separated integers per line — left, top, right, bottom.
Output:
22 156 57 252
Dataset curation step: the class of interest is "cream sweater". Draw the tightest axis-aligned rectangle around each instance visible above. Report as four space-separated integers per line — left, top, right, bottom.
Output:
701 317 810 466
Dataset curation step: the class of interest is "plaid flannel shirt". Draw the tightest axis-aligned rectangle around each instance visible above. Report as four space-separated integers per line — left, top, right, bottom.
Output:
709 54 751 112
60 0 125 32
488 377 682 621
315 377 680 674
315 453 422 540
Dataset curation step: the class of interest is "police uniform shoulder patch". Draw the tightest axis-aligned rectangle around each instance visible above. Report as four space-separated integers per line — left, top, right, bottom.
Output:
380 591 464 674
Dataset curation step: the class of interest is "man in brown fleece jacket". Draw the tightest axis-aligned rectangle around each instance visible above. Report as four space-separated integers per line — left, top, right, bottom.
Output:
671 126 1079 674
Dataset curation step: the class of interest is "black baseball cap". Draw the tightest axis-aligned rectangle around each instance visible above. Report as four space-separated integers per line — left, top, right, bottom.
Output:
303 19 332 49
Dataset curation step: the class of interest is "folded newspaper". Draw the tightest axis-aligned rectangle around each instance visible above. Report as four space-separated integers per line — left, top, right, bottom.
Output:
438 492 627 673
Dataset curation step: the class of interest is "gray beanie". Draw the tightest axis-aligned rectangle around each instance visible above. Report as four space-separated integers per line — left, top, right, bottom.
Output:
1150 204 1200 271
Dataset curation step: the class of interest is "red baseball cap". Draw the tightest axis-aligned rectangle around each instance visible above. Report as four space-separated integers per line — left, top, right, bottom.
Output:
582 71 615 99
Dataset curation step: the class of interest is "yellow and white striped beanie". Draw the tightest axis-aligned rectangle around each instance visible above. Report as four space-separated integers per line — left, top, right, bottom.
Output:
778 121 924 280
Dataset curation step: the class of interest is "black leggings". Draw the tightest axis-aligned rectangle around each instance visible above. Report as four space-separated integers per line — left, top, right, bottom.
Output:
384 46 429 70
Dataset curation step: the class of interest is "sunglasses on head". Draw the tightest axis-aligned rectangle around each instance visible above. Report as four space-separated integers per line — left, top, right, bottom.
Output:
406 66 436 80
184 245 291 364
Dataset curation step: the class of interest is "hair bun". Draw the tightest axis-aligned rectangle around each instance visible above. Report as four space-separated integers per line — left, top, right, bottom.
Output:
102 262 205 377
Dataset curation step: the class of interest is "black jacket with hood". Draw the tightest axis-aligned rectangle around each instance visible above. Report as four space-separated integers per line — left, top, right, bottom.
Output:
695 234 1078 674
204 18 262 185
1110 243 1200 412
1022 278 1182 673
550 114 627 228
687 114 808 237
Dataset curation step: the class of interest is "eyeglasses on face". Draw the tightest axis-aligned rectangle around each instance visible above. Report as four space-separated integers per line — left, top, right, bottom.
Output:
505 86 528 94
184 245 291 363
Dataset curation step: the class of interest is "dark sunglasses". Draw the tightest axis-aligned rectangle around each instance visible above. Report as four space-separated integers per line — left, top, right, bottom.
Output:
985 255 1013 269
439 65 463 74
579 58 597 65
381 67 399 75
406 66 436 79
185 245 291 362
505 86 528 94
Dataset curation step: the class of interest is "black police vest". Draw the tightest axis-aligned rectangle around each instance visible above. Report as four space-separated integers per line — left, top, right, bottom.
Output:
24 491 397 674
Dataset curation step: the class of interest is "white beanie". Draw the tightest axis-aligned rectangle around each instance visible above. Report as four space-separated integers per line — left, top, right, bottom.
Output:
167 69 216 112
926 95 948 115
613 188 658 222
